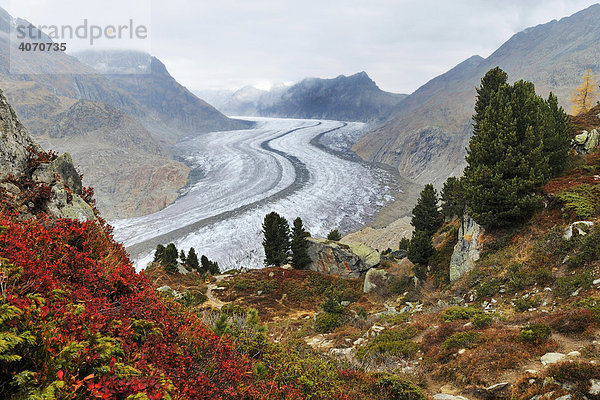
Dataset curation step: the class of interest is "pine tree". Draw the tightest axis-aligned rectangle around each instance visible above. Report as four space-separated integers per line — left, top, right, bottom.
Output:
199 255 220 275
262 212 290 267
473 66 508 131
208 260 220 275
398 237 410 251
440 177 465 219
464 70 548 229
179 250 186 264
290 217 311 269
163 243 178 265
411 184 443 236
407 230 434 279
153 244 165 263
543 92 572 178
569 69 598 115
201 255 210 272
187 247 200 271
326 229 342 241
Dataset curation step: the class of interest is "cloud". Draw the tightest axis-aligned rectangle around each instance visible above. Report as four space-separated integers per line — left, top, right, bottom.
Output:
2 0 598 93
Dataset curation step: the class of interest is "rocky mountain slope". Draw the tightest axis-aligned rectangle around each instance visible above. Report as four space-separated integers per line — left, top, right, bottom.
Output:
74 50 252 142
212 72 407 122
0 89 94 221
353 4 600 186
0 8 249 219
37 100 189 219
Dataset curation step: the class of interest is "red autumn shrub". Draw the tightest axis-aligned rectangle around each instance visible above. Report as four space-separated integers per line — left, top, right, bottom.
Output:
0 213 303 399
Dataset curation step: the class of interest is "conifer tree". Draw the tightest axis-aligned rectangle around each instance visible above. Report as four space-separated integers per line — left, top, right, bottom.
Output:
326 229 342 241
153 244 165 263
187 247 200 271
407 230 434 279
464 70 548 228
398 237 410 251
290 217 311 269
208 260 220 275
262 212 291 266
179 250 186 264
411 184 443 236
163 243 178 266
440 177 465 219
200 255 220 275
473 66 508 130
201 255 210 272
543 92 572 178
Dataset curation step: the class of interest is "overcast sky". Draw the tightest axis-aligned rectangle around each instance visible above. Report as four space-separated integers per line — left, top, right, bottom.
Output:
2 0 599 94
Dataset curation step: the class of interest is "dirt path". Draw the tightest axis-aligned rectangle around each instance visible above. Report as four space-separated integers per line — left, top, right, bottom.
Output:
204 274 231 309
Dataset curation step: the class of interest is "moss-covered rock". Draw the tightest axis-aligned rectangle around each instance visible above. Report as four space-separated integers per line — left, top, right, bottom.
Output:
306 237 380 278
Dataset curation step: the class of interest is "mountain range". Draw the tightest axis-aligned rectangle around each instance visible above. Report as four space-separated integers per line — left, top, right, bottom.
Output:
0 7 250 219
200 72 407 122
353 4 600 186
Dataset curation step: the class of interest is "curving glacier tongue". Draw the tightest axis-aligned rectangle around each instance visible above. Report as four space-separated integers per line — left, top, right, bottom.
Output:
111 117 394 271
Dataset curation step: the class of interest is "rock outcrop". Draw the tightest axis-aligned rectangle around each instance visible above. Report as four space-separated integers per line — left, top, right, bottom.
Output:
563 221 594 240
363 268 389 294
573 129 599 154
363 258 414 296
449 214 483 282
306 238 380 278
0 93 39 180
0 89 94 221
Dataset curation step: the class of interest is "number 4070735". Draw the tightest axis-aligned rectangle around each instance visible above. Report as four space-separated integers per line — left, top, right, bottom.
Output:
18 42 67 51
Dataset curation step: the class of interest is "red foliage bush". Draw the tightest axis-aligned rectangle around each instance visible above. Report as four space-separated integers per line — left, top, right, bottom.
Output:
0 213 304 399
545 309 598 335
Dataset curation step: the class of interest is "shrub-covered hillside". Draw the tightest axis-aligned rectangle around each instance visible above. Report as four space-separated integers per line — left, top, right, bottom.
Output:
0 206 434 399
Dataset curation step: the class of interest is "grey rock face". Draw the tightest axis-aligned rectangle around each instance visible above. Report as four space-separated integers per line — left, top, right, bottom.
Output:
363 268 389 293
33 153 83 195
306 238 380 278
0 89 94 221
0 90 40 180
449 214 483 281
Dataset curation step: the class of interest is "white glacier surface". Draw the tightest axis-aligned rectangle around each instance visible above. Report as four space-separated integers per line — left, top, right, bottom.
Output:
111 117 394 271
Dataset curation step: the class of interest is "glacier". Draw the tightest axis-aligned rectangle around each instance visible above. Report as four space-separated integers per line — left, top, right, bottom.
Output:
111 117 395 271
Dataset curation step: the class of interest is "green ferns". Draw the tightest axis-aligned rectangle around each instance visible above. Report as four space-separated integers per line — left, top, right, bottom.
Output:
556 184 600 220
0 303 35 364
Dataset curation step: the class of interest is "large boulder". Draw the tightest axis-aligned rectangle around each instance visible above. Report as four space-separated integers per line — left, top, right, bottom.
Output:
573 129 600 154
449 214 483 282
306 238 380 278
363 268 389 294
363 257 414 295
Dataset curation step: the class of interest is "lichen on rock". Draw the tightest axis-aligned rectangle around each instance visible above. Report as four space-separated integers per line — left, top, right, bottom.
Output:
449 214 483 281
306 237 380 278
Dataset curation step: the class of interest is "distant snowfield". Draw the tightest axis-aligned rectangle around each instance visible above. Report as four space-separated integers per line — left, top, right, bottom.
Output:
111 117 394 271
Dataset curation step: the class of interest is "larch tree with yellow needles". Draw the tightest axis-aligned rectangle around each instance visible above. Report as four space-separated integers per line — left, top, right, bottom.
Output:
570 69 598 115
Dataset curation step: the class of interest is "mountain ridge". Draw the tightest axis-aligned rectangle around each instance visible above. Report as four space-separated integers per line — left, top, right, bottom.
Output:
213 71 407 122
0 7 252 219
353 4 600 186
